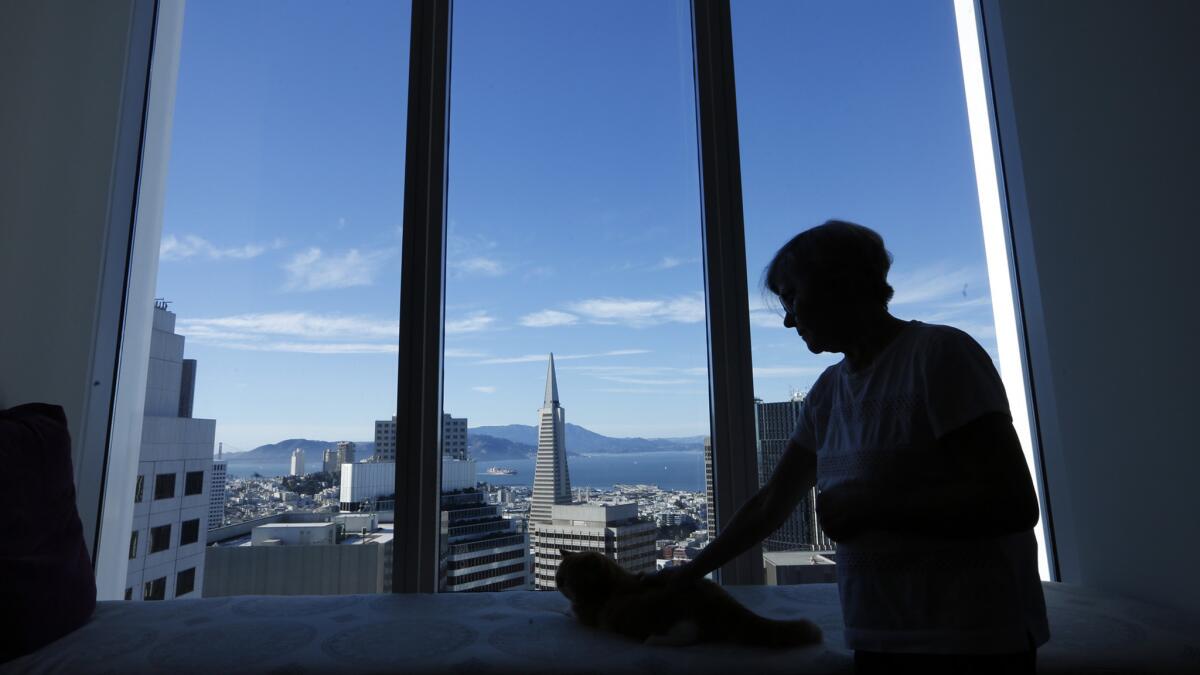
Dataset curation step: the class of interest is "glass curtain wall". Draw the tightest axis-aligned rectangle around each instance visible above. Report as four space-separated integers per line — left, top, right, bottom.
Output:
730 0 1047 582
121 0 411 600
438 0 712 592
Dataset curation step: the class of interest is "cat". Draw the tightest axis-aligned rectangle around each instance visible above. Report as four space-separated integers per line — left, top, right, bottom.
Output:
554 549 823 648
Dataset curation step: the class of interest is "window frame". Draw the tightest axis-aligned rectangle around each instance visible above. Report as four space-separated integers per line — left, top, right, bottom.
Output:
143 576 166 601
153 473 175 500
175 567 196 597
85 0 1062 597
184 470 204 496
149 524 171 554
179 518 199 546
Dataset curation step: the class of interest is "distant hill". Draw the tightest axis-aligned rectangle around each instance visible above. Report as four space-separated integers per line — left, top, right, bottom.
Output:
468 434 536 460
226 423 702 462
470 423 703 454
227 439 376 461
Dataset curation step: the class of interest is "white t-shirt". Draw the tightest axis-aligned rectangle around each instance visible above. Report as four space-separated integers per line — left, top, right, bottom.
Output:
790 321 1049 654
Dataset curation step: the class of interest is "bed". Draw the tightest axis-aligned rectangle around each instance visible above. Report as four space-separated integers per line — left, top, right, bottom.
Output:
4 582 1198 673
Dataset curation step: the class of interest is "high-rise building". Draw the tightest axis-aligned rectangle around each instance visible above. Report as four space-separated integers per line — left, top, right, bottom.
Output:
322 447 338 475
703 436 715 536
754 395 833 552
340 458 476 512
289 447 305 476
375 414 468 461
209 442 226 529
531 503 657 590
530 354 571 525
441 490 530 592
442 414 468 461
335 440 355 467
126 302 215 601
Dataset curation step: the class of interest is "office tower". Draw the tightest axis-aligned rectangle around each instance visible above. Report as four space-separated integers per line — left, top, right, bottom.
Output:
375 413 468 462
374 417 396 462
442 414 468 461
335 440 355 467
441 490 531 592
530 354 571 525
531 503 656 590
126 302 215 601
209 442 226 529
204 512 393 596
754 395 832 552
703 436 715 536
322 447 338 475
340 458 476 512
290 447 305 476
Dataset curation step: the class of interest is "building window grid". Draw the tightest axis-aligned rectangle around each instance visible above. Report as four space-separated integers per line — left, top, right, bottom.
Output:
133 474 144 503
128 530 138 559
175 567 196 597
143 576 166 601
446 548 527 571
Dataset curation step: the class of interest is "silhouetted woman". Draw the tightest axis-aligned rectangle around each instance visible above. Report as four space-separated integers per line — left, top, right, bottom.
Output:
669 221 1049 674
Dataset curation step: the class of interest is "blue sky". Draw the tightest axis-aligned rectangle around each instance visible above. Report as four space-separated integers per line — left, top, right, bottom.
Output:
154 0 994 452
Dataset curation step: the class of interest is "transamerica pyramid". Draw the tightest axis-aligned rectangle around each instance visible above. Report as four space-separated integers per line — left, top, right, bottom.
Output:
530 353 571 524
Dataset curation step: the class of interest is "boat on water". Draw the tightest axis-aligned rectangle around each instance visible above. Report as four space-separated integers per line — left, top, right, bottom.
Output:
485 466 517 476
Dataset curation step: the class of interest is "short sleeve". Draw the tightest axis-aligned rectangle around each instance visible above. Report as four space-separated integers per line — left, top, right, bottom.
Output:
924 328 1011 439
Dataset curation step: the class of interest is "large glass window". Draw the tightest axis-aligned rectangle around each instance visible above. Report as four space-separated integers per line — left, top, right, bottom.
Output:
731 0 1048 581
118 0 412 600
438 0 709 592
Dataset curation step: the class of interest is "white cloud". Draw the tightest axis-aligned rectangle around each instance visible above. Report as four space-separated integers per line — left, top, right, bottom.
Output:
519 310 579 328
283 247 393 292
445 348 488 358
594 375 694 385
655 256 683 269
452 257 506 277
477 349 649 365
889 265 980 306
753 366 827 379
569 293 705 327
179 312 398 341
160 234 271 261
472 385 497 394
446 311 496 334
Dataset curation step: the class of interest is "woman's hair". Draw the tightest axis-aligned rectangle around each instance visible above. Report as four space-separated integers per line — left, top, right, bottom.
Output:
762 220 895 308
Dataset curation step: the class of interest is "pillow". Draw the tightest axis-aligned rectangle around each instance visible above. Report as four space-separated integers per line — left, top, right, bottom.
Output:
0 403 96 662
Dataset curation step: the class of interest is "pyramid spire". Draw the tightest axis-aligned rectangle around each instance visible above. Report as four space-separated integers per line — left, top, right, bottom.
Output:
544 353 559 406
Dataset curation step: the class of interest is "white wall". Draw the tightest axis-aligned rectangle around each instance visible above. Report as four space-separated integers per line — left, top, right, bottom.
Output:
0 0 150 557
984 0 1200 614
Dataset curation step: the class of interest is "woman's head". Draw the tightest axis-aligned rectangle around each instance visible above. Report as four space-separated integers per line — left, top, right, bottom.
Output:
763 220 894 352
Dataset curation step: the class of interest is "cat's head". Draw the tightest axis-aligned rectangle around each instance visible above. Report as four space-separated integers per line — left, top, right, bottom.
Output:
555 549 626 604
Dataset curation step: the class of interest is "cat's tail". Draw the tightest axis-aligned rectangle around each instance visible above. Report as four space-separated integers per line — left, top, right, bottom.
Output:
735 614 823 649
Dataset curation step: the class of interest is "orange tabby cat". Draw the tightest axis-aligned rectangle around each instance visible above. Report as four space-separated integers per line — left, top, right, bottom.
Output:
555 550 822 648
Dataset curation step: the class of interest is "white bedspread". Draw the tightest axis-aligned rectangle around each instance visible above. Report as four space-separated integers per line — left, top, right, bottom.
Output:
4 582 1198 673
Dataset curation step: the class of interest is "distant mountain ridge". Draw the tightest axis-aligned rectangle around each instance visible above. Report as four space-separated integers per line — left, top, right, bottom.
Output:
227 439 377 461
471 423 704 454
228 424 703 461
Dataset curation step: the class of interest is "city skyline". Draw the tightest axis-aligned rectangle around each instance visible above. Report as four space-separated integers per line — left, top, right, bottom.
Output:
154 1 997 451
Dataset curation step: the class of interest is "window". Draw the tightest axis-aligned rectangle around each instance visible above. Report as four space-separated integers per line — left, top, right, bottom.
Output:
729 0 1048 579
124 587 133 601
180 518 199 546
143 577 166 601
134 474 144 503
184 470 204 496
440 0 708 592
149 524 171 553
175 568 196 597
104 0 414 601
128 531 138 560
154 473 175 500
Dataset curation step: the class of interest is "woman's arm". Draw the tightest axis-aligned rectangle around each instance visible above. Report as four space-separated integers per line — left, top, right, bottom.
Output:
676 439 817 581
